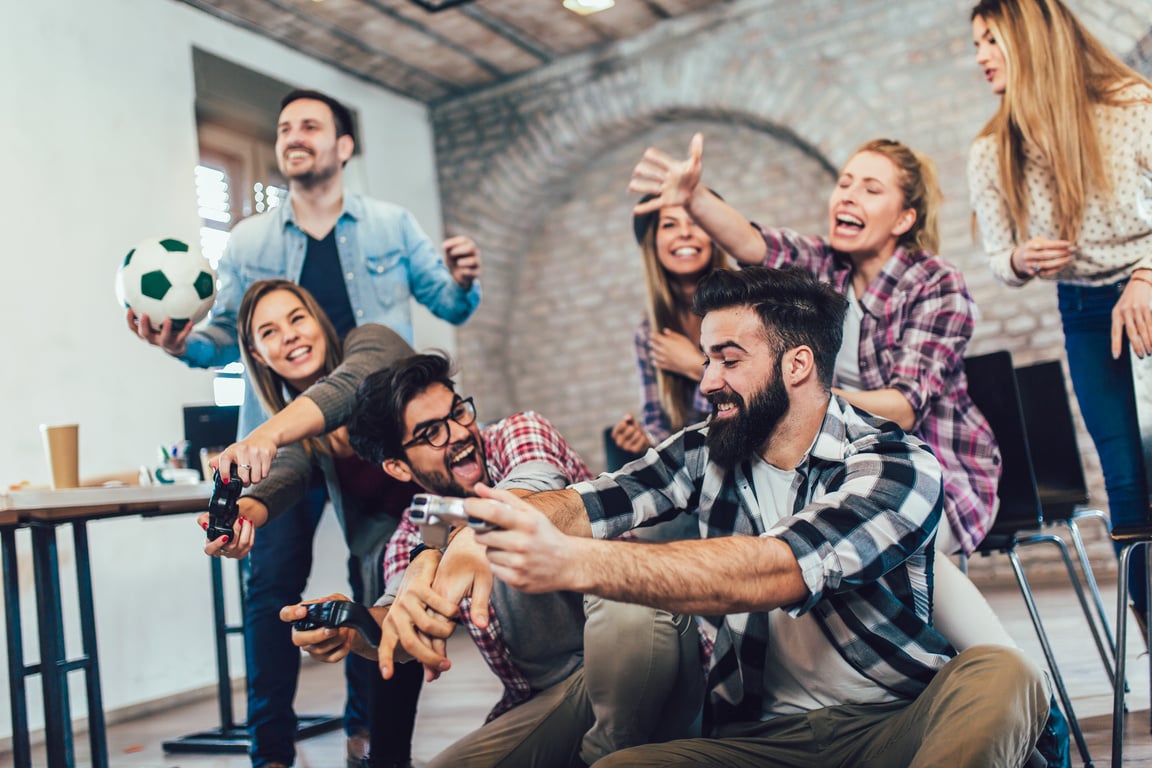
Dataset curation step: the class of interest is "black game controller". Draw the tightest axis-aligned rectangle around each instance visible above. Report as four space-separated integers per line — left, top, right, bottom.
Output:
293 600 382 647
206 463 243 542
406 493 497 548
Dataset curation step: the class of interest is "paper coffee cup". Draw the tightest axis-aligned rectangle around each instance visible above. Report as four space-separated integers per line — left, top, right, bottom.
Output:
40 424 80 489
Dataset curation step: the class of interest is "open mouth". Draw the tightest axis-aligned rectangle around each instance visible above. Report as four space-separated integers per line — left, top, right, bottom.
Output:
447 440 484 486
286 346 312 361
833 213 864 236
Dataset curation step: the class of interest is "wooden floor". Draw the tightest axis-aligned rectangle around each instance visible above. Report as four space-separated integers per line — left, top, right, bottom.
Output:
11 579 1152 767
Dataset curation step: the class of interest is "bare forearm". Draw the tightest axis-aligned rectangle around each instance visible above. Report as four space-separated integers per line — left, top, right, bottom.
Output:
685 187 768 265
832 387 916 432
565 535 806 614
523 489 593 536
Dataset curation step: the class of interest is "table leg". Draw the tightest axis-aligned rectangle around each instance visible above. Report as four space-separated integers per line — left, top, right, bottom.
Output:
30 521 72 768
3 525 32 768
73 522 108 768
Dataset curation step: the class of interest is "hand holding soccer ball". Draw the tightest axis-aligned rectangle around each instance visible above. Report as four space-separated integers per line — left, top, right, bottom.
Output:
117 237 216 355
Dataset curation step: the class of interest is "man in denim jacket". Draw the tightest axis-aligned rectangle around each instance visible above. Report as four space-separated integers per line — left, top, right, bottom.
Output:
126 89 481 768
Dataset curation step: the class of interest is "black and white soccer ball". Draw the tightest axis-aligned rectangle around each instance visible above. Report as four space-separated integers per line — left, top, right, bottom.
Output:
115 238 216 332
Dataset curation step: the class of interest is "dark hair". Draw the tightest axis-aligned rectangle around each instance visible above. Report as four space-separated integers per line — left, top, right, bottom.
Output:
693 267 847 388
280 89 356 145
347 352 458 464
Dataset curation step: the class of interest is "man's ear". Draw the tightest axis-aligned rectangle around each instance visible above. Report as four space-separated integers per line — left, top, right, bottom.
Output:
785 346 817 385
337 134 354 165
382 458 413 484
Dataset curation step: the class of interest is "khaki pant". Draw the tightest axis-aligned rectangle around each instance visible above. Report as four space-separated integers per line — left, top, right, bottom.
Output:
428 599 704 768
593 645 1049 768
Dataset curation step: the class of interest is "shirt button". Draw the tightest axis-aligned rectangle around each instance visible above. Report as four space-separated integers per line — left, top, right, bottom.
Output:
346 272 354 280
356 309 364 318
339 236 347 244
376 266 385 273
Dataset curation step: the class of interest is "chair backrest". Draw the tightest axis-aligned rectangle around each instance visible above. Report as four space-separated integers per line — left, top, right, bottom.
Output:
963 350 1043 541
1013 360 1090 518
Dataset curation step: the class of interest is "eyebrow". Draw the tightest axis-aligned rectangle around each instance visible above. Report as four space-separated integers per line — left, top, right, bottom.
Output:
706 340 748 356
254 304 307 334
410 395 463 435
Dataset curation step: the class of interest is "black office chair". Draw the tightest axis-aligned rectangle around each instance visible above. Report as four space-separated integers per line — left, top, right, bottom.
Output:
1015 361 1117 667
964 350 1098 767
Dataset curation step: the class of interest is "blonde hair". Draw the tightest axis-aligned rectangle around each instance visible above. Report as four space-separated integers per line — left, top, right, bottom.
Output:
238 280 343 456
853 139 943 254
637 209 729 433
971 0 1152 242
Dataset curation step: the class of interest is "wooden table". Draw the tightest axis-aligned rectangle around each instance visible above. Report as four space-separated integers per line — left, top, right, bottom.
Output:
0 483 212 768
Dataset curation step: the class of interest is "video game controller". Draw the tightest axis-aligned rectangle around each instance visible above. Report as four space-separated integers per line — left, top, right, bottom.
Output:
293 599 382 647
406 493 497 548
206 463 243 542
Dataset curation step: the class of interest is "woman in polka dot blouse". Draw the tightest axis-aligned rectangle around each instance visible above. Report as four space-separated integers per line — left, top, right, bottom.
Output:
968 0 1152 629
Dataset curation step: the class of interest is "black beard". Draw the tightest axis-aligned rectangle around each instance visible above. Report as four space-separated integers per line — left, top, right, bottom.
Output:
706 370 789 469
408 436 488 498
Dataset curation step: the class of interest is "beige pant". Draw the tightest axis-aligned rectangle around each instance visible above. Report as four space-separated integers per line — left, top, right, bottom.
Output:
593 645 1049 768
428 599 704 768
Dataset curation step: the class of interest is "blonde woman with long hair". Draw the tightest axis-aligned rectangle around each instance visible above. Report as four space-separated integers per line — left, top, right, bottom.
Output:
610 195 730 455
968 0 1152 628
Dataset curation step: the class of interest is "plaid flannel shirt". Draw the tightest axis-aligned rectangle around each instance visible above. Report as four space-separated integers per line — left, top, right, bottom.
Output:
755 226 1000 556
634 315 711 443
383 411 592 721
573 396 954 727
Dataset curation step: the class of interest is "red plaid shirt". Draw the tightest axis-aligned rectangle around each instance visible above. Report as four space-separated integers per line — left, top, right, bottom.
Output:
383 411 592 720
756 226 1001 555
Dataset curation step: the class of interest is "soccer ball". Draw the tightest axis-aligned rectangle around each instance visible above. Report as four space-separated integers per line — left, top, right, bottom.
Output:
115 238 216 332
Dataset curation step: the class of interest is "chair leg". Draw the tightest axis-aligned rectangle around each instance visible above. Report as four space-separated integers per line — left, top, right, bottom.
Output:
1006 549 1093 767
1111 541 1148 768
1019 533 1116 690
1067 512 1119 661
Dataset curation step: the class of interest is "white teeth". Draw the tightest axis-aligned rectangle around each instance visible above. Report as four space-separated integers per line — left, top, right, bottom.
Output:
287 150 310 159
672 247 698 257
836 214 863 226
449 443 475 465
286 346 311 360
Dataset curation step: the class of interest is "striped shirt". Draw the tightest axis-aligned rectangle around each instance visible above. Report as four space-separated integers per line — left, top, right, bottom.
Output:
383 411 592 721
755 227 1000 556
572 396 954 726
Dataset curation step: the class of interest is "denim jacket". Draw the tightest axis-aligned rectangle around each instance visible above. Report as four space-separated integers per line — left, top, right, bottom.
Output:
181 192 481 436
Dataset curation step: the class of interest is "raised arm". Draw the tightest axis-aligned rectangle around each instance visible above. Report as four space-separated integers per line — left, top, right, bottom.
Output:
629 132 768 265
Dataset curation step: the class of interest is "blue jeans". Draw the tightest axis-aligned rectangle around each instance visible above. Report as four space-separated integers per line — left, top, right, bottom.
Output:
1058 281 1151 613
244 478 375 766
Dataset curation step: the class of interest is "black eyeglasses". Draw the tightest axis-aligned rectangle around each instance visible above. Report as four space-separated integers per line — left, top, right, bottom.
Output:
402 397 477 449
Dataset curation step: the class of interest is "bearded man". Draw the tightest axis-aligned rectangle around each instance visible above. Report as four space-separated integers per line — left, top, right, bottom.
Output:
452 266 1049 768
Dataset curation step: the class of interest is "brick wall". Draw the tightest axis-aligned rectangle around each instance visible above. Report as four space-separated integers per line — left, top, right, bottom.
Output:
430 0 1152 499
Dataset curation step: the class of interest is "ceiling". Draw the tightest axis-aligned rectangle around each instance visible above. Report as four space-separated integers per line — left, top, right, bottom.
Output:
177 0 729 104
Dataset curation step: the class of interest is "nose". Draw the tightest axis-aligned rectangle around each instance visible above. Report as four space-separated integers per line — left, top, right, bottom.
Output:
700 362 724 395
445 415 470 444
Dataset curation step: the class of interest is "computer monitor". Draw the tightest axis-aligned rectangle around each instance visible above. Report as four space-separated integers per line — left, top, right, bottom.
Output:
183 404 240 480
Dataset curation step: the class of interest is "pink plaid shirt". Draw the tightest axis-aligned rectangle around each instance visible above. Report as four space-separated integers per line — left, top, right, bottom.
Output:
383 411 592 720
756 226 1001 555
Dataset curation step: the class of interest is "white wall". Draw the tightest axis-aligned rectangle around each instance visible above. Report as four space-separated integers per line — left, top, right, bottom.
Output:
0 0 451 741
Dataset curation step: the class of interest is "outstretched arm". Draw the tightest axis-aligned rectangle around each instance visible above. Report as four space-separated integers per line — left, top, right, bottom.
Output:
467 486 807 614
629 132 768 265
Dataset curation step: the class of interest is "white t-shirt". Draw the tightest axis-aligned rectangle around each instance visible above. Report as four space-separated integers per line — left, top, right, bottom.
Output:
749 456 900 717
833 284 864 392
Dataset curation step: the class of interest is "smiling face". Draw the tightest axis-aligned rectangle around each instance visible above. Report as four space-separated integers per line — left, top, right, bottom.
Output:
392 383 490 497
654 206 714 282
247 289 329 390
699 305 790 467
827 151 916 262
274 98 353 186
972 15 1008 96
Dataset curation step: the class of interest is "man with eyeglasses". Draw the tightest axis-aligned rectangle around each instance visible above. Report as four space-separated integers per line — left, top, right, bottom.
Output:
280 352 704 767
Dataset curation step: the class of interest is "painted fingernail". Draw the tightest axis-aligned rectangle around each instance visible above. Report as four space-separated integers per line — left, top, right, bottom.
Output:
200 521 208 530
222 536 230 544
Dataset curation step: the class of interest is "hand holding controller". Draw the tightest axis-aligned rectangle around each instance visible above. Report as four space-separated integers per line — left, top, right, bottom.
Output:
206 463 243 542
406 493 497 548
293 600 382 647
